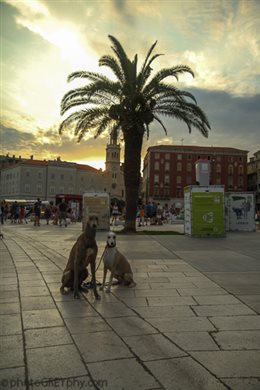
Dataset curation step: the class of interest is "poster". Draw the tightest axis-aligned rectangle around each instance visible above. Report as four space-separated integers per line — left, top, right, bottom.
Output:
226 193 255 231
82 192 110 230
191 191 225 237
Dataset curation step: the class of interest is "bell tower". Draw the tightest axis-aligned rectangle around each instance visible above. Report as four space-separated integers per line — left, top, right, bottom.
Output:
105 135 120 172
104 135 125 200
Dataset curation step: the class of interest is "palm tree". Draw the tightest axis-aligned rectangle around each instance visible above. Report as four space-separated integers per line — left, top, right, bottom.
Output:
59 35 210 232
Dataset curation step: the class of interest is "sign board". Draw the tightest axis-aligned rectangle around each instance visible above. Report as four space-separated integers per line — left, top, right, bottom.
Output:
184 186 225 237
225 192 255 231
82 192 110 230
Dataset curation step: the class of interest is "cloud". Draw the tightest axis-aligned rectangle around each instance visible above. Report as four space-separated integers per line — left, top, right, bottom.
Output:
0 122 108 164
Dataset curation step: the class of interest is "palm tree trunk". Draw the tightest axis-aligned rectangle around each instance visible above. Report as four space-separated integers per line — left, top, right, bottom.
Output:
123 129 143 233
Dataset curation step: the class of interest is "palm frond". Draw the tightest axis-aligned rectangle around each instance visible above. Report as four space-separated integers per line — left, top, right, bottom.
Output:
108 35 132 83
153 114 168 136
67 71 111 83
99 55 124 84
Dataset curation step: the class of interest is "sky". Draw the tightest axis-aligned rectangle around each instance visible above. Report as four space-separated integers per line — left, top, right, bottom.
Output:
0 0 260 170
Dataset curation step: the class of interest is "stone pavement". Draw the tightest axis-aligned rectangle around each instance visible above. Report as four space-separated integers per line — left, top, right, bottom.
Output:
0 222 260 390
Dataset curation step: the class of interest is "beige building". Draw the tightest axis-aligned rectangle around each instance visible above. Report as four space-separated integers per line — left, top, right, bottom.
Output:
0 155 103 202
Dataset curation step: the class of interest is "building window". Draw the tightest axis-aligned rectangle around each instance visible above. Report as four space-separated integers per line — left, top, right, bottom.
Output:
163 187 170 197
239 177 244 187
36 184 42 194
154 174 159 185
177 154 182 160
187 162 192 172
154 153 159 159
228 176 233 187
216 177 221 185
216 164 221 173
164 175 170 185
50 186 55 194
154 161 159 171
186 176 192 185
177 162 182 172
188 155 192 160
228 164 233 175
177 176 182 184
154 186 159 196
165 153 170 160
51 173 55 180
38 172 42 179
24 184 30 193
238 165 244 175
165 162 170 172
26 171 30 177
228 156 234 163
59 187 64 193
177 188 182 198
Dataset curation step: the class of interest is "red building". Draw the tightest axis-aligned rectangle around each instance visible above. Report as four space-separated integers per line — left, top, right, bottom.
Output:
142 145 248 206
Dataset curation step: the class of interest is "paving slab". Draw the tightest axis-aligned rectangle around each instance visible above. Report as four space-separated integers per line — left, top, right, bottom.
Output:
0 302 20 315
64 316 111 334
107 316 158 337
91 301 136 318
222 378 260 390
193 294 241 305
0 314 22 335
148 296 196 306
22 309 63 329
192 303 256 317
25 326 73 349
73 331 133 363
88 358 159 390
165 331 219 351
134 288 179 297
239 294 260 314
0 334 24 369
0 367 26 387
134 305 195 318
212 329 260 350
56 300 98 318
123 333 186 361
146 357 227 390
210 315 260 330
191 350 260 377
147 317 216 332
177 287 228 296
19 286 50 297
21 296 56 311
26 344 87 381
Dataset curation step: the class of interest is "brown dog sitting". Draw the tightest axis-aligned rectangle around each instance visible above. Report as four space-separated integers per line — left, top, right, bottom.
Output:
60 215 100 300
100 231 136 293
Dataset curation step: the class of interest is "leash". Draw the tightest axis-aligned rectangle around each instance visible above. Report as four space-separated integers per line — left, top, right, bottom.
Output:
95 247 106 272
83 247 106 289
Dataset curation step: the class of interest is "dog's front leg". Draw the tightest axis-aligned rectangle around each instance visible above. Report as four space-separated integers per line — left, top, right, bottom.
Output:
73 254 80 299
106 269 114 293
100 266 108 291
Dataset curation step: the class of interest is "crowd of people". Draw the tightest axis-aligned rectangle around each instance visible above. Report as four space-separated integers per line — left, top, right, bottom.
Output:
109 201 183 226
0 198 80 227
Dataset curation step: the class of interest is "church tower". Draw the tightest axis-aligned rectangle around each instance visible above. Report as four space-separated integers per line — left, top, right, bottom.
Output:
105 135 120 172
103 135 125 200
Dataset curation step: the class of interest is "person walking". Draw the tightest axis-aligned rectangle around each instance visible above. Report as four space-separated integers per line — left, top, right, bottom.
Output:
58 198 68 227
44 203 52 225
19 205 27 224
33 198 41 226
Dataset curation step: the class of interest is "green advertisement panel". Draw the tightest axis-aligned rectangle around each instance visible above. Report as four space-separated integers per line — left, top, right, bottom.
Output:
192 192 225 237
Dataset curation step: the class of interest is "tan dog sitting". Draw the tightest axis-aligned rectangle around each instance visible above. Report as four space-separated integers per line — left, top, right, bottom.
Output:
100 231 136 293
